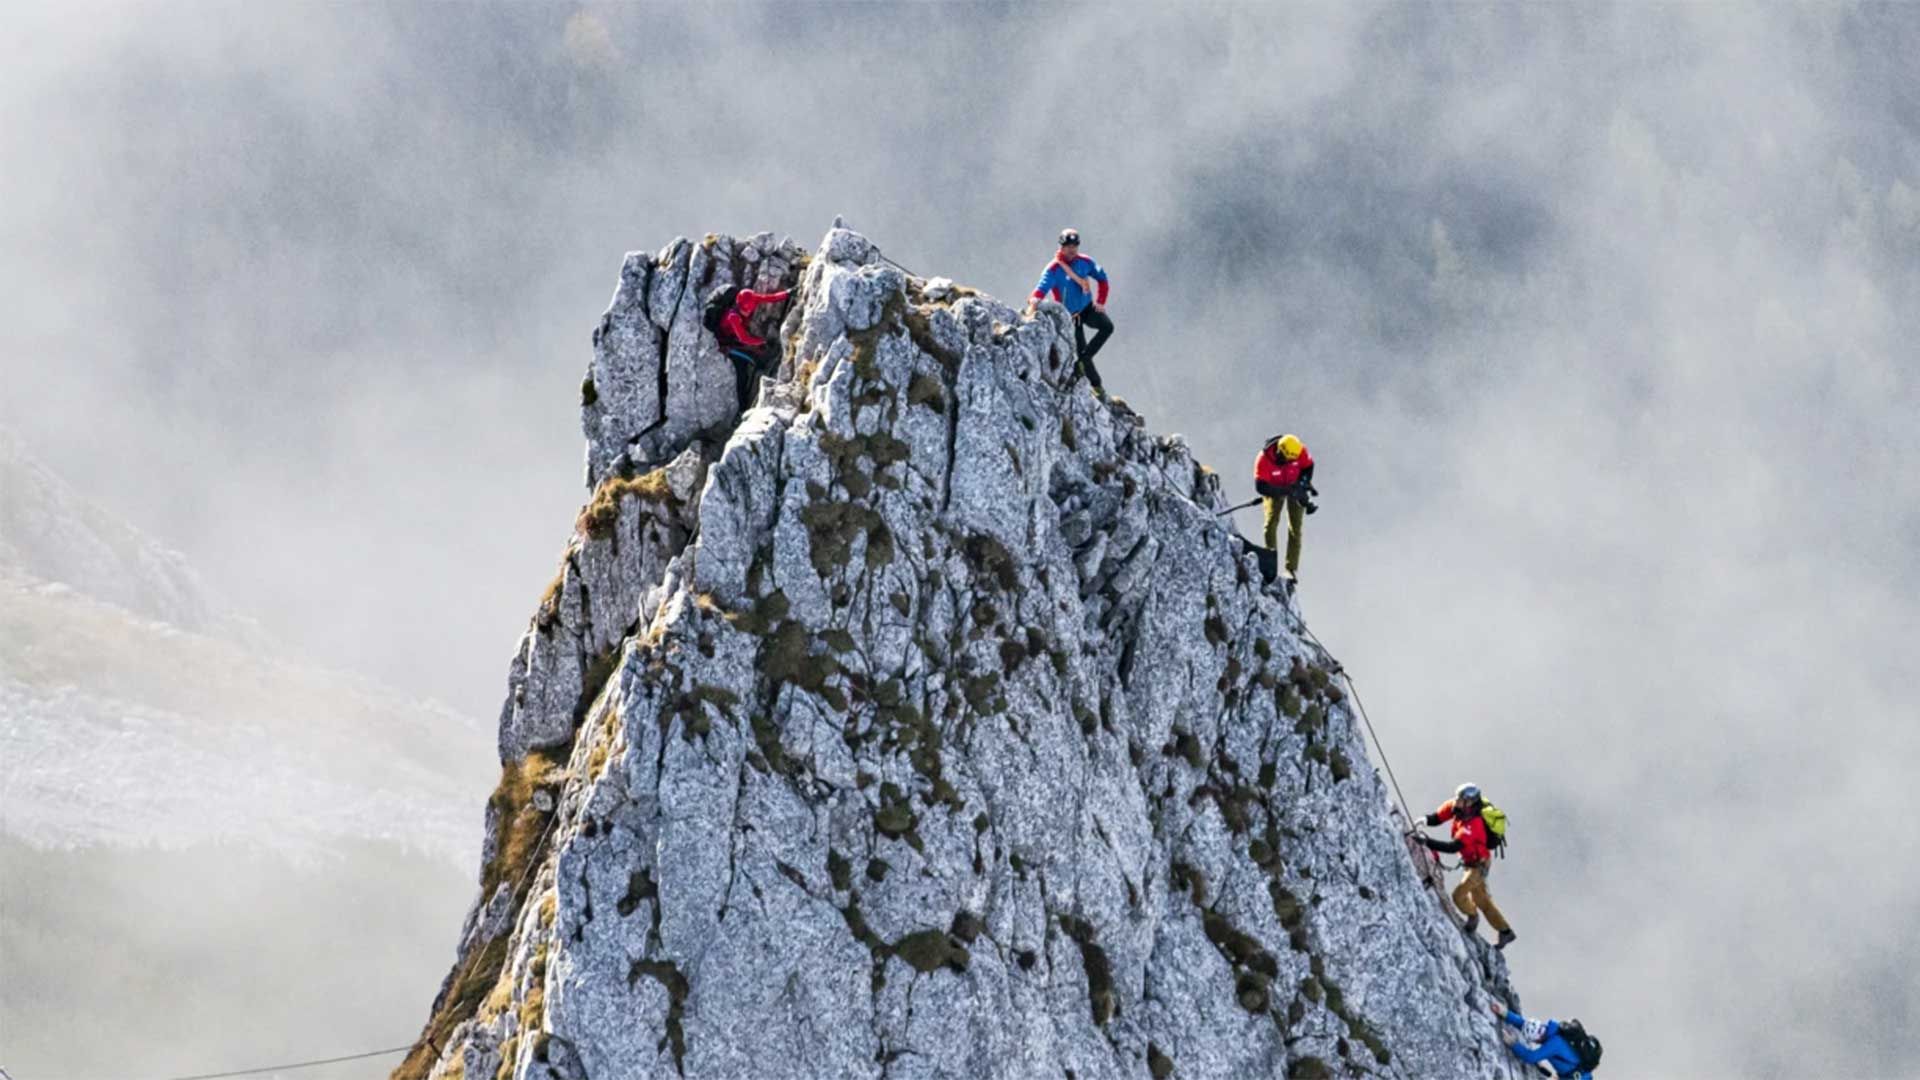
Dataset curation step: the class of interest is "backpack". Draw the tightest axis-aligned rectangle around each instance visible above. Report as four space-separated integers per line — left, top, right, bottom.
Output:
1558 1019 1602 1073
1480 802 1508 856
702 285 743 335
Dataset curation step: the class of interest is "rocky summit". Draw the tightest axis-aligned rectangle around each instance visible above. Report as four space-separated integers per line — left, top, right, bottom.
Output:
400 227 1518 1080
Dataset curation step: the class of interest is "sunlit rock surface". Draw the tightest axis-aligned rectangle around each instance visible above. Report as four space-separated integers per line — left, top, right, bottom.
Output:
403 229 1517 1080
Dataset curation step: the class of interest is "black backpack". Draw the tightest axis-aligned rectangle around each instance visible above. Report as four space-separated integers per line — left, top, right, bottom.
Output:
1558 1019 1602 1073
702 285 743 335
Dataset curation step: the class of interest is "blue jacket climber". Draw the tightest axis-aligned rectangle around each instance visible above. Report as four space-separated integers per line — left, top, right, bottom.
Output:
1496 1003 1597 1077
1030 250 1109 315
1025 227 1115 391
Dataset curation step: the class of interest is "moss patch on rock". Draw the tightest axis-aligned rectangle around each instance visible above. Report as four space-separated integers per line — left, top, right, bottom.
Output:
1057 914 1116 1026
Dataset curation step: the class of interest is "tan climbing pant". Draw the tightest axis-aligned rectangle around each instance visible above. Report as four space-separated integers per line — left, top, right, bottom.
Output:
1453 863 1511 933
1262 497 1305 575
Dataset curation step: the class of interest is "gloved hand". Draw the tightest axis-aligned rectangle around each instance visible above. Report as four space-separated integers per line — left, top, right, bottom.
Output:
1255 480 1281 498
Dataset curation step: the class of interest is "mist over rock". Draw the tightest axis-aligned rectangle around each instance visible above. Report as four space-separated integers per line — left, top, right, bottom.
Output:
403 228 1516 1079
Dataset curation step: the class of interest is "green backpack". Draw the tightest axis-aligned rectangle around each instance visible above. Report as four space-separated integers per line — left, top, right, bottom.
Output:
1480 803 1509 856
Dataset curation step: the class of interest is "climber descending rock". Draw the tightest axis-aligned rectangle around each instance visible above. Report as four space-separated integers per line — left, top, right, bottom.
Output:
1025 227 1113 394
1411 783 1518 949
1253 433 1316 588
704 283 792 413
1491 999 1603 1077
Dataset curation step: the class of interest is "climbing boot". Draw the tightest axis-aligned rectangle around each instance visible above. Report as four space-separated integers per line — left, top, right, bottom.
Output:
1462 913 1480 935
1495 928 1517 950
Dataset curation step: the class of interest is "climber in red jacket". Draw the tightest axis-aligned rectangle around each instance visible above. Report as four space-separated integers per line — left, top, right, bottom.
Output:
716 287 789 361
1253 434 1315 582
705 285 792 413
1411 783 1517 949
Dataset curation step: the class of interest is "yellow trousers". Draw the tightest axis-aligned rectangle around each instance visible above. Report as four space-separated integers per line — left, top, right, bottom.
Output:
1452 863 1510 933
1262 497 1305 575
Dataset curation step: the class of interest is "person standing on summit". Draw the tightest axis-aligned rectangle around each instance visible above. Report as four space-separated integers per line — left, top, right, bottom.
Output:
1025 228 1113 393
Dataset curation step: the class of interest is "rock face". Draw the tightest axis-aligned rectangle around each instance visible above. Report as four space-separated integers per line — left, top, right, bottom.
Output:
401 229 1517 1080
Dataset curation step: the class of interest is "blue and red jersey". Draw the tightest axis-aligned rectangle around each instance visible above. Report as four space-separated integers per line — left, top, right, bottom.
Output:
1031 251 1110 315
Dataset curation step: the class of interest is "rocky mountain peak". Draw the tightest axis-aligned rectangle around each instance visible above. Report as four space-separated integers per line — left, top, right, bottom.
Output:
401 227 1515 1080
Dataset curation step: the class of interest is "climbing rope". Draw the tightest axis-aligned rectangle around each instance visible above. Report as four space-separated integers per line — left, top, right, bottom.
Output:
142 1046 412 1080
871 247 920 280
9 816 569 1080
5 1045 410 1080
1294 623 1524 1080
1296 623 1416 829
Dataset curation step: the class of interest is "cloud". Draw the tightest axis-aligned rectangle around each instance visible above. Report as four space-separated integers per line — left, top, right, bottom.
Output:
4 3 1916 1074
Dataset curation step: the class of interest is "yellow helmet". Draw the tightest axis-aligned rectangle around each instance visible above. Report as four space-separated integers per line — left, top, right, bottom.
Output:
1275 434 1304 461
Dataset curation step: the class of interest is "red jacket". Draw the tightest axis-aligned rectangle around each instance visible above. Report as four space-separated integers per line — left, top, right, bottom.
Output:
1433 801 1493 866
1254 442 1314 490
719 288 790 351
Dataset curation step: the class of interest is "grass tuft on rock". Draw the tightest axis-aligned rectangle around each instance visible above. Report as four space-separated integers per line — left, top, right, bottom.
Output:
578 468 674 539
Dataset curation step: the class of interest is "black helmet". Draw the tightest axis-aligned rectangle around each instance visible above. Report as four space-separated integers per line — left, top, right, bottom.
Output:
1058 227 1081 247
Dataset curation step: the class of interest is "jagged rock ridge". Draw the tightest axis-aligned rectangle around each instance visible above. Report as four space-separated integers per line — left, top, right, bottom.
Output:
401 228 1515 1079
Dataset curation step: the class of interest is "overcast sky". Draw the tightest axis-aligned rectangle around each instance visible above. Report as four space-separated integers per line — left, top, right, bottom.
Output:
5 3 1917 1075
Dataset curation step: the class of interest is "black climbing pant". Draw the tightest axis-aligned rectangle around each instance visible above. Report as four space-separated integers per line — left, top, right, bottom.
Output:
1073 307 1113 389
730 348 773 414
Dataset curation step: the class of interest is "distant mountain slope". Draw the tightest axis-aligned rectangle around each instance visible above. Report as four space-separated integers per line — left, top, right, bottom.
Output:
0 432 495 1078
0 427 238 636
0 567 490 860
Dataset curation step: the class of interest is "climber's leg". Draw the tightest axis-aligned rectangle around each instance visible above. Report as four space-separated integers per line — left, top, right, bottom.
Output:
1464 866 1511 934
1072 313 1106 391
1452 875 1479 921
1078 306 1114 363
730 350 757 413
1284 498 1305 576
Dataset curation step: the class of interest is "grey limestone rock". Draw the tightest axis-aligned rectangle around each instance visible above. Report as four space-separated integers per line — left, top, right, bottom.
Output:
401 228 1520 1080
